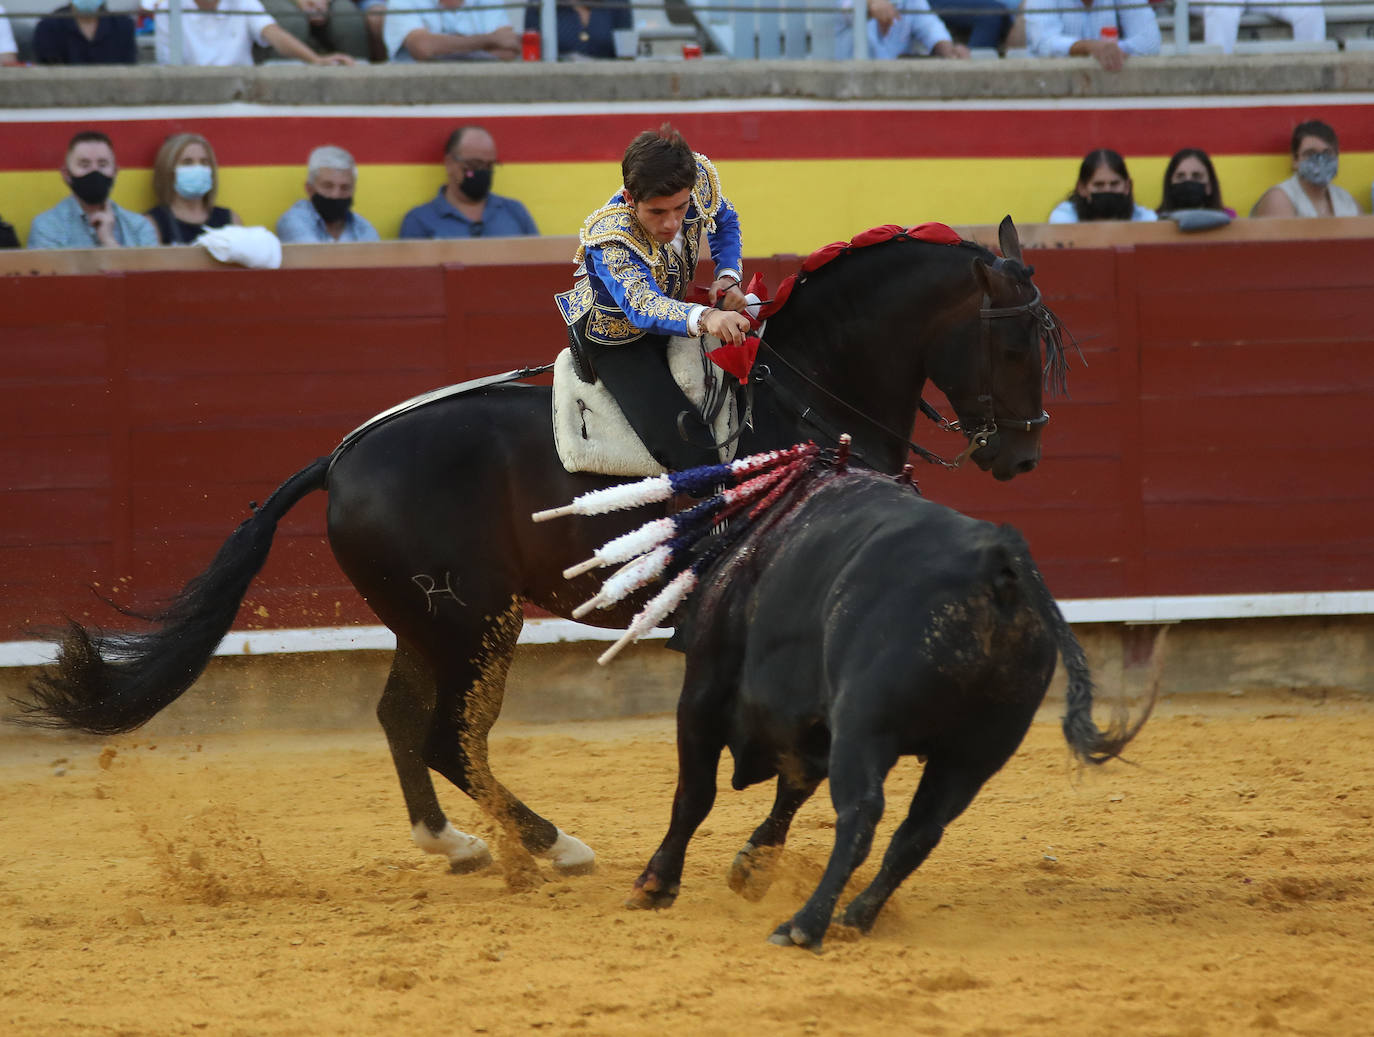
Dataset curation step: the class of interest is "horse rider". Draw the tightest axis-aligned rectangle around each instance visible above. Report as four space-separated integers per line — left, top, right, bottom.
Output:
555 123 753 472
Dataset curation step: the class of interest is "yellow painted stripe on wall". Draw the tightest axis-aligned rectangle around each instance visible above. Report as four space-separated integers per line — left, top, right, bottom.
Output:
5 154 1371 254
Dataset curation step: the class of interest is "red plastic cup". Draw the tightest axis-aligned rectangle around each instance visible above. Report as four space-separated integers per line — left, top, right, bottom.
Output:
682 43 702 59
1099 25 1119 40
522 30 541 61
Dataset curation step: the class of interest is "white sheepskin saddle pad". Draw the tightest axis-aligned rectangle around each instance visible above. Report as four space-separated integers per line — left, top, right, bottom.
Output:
552 336 739 477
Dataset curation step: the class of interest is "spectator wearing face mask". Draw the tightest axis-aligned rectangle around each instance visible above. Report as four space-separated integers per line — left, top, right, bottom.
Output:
1048 149 1158 224
32 0 137 64
145 132 241 246
1251 121 1361 219
1157 148 1236 219
276 145 380 243
399 125 538 240
28 130 160 249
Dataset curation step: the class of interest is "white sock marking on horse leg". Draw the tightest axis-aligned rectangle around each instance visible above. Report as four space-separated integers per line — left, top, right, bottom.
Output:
538 828 595 871
412 821 490 867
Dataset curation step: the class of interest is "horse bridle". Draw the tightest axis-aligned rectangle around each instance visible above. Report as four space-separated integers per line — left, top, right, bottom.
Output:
748 281 1056 471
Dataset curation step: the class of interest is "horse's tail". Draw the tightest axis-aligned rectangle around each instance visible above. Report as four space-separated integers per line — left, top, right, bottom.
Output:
1017 546 1164 765
11 457 331 735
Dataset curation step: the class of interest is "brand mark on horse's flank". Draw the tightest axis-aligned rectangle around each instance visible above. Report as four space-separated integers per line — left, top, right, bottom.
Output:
412 572 467 614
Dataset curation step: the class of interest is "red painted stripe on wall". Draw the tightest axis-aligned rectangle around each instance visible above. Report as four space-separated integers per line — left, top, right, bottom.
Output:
3 104 1372 170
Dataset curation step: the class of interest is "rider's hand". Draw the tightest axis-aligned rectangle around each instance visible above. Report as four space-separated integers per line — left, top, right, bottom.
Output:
702 307 751 346
709 277 748 312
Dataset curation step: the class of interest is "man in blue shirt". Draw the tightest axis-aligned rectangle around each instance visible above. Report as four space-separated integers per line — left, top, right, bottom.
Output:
28 130 159 250
399 126 538 240
276 145 381 244
32 1 137 64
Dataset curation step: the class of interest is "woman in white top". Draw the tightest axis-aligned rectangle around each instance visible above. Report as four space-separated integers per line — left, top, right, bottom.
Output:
1048 148 1159 224
1251 120 1361 219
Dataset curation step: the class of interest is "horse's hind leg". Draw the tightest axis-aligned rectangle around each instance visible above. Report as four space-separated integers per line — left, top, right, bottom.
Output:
425 602 594 875
838 753 999 935
377 640 492 873
728 775 820 902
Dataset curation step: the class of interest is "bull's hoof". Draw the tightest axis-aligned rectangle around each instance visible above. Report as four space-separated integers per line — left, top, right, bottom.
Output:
767 921 823 953
625 876 679 910
448 848 494 874
728 842 781 901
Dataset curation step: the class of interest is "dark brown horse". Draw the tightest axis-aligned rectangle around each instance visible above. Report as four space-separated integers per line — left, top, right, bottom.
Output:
14 218 1070 875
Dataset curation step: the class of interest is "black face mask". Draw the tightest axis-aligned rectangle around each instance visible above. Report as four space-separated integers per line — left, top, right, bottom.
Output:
460 168 493 202
1163 179 1209 211
69 169 113 205
311 192 354 223
1084 191 1134 221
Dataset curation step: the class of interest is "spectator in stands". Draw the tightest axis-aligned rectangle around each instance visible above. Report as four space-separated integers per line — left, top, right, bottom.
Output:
153 0 355 66
928 0 1011 50
1048 148 1158 223
383 0 518 61
32 1 137 64
1025 0 1159 70
400 126 538 239
1203 0 1324 54
0 213 19 248
835 0 972 58
276 145 381 243
1251 120 1361 218
280 0 389 63
0 3 21 65
28 130 160 249
1157 148 1236 218
145 132 240 245
523 0 630 60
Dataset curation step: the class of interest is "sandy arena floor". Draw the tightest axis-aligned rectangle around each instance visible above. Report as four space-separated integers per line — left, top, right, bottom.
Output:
2 688 1371 1036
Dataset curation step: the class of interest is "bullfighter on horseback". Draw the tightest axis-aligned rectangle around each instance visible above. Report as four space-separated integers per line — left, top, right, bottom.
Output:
555 123 753 472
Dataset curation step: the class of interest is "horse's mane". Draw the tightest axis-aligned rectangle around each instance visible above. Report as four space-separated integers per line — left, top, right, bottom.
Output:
758 224 1070 396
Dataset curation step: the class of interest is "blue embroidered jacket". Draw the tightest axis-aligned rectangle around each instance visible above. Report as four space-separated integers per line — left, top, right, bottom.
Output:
554 153 742 347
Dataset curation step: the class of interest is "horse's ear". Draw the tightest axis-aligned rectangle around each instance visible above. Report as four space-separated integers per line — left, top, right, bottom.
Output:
973 255 996 296
997 216 1023 265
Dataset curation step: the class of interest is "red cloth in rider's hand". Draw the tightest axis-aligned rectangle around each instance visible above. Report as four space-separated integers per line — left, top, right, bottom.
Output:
707 336 761 383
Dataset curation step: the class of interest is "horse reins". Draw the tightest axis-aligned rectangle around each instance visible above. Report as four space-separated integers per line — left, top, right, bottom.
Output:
741 283 1056 470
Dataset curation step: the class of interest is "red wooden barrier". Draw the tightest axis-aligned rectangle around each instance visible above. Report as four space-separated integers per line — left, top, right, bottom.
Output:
3 237 1373 642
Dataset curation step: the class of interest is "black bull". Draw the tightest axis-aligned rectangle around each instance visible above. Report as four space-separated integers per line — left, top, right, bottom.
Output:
628 471 1158 950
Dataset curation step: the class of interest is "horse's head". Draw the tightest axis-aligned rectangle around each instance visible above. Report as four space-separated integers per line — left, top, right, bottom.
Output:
932 218 1068 482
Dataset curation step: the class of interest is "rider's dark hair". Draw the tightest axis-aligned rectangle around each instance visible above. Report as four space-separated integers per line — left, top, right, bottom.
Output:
1290 119 1338 155
622 123 696 203
1068 148 1134 221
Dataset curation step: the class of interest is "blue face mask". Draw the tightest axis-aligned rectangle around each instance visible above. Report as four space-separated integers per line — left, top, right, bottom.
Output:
71 0 104 12
174 164 214 200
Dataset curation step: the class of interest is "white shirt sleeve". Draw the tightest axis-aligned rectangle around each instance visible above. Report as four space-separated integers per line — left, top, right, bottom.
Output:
0 4 18 54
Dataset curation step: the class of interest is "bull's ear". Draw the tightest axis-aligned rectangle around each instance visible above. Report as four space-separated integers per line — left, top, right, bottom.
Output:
998 215 1023 265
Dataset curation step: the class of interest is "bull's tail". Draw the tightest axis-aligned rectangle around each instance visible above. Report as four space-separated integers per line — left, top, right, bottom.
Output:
11 457 331 735
1019 548 1164 765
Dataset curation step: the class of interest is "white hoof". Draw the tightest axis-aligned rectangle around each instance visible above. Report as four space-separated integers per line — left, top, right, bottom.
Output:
412 821 492 873
539 828 595 875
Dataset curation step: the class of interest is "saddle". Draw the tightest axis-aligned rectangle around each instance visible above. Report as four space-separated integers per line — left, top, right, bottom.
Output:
552 336 740 478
